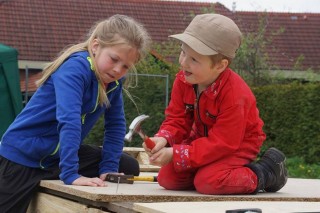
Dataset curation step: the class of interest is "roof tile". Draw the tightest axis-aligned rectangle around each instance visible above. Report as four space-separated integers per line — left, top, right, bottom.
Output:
1 0 319 92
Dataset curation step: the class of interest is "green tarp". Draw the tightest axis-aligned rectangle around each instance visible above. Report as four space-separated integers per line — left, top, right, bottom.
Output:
0 43 23 138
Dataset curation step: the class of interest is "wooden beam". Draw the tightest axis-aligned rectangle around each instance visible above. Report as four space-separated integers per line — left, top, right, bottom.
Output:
27 192 110 213
123 147 160 172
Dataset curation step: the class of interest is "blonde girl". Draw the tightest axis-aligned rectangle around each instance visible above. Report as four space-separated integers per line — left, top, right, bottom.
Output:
0 14 150 212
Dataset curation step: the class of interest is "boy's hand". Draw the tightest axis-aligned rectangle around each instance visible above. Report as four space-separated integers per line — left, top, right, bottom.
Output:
142 136 167 155
149 147 173 167
72 176 106 187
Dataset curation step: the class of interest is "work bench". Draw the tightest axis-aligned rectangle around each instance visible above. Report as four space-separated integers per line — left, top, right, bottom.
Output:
27 148 320 213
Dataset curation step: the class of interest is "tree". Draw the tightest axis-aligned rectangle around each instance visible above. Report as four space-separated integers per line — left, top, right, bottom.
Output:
232 13 284 86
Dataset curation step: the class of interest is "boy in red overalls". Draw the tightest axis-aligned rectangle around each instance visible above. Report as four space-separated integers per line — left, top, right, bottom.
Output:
143 14 288 194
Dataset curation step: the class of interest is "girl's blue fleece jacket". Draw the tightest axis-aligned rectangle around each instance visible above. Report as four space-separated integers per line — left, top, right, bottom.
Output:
0 51 126 185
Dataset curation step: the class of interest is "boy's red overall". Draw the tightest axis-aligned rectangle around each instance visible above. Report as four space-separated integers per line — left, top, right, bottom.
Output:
155 68 266 194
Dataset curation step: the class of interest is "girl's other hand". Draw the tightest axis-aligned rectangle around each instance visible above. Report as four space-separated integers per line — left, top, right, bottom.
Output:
72 176 106 187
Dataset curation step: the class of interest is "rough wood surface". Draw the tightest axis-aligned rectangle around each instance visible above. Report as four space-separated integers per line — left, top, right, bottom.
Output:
27 192 110 213
137 152 150 165
123 147 144 158
28 147 320 212
133 201 320 213
123 147 160 172
38 177 320 203
105 202 136 213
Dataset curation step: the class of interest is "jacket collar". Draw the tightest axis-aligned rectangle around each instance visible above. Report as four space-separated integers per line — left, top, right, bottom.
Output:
177 68 232 99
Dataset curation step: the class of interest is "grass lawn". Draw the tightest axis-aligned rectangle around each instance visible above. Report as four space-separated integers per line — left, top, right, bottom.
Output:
287 157 320 179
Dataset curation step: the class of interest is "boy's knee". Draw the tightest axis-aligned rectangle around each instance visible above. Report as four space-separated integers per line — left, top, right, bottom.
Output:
157 171 179 190
158 176 193 190
194 174 221 194
157 176 173 189
157 167 195 190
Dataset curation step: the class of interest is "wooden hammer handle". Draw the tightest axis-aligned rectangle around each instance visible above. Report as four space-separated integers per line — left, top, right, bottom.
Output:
129 176 158 182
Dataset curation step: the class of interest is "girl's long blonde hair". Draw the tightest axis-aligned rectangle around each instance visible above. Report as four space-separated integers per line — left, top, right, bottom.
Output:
36 14 151 105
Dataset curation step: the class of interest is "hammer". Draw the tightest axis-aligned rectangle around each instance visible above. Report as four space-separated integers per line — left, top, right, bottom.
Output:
106 174 158 184
125 114 156 149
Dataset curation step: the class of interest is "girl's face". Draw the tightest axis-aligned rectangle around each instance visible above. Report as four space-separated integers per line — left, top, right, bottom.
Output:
92 40 138 84
179 43 224 92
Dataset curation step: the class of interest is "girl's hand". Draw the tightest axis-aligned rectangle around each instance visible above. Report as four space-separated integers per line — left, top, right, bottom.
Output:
142 136 167 156
149 147 173 167
72 176 106 187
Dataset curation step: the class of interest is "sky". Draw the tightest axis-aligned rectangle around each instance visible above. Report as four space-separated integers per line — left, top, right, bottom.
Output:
166 0 320 13
216 0 320 13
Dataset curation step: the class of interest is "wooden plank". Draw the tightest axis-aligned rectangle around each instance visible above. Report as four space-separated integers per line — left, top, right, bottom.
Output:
123 147 144 158
139 164 160 172
38 178 320 203
105 202 137 213
137 152 160 172
137 151 150 165
123 147 160 172
134 201 320 213
27 192 110 213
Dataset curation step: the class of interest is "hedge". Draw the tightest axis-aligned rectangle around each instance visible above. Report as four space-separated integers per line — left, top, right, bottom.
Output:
253 82 320 163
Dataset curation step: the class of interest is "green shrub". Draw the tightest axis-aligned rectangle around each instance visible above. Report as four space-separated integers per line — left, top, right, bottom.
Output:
254 82 320 164
287 157 320 179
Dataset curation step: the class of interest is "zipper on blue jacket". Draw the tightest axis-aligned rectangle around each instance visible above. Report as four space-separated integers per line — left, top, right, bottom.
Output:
81 56 118 124
81 83 100 124
81 85 119 125
81 81 119 124
106 80 119 94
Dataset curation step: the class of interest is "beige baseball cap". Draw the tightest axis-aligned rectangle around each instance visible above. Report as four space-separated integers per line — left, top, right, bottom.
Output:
169 14 242 58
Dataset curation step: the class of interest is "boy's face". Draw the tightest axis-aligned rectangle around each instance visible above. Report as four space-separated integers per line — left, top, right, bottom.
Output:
179 43 223 91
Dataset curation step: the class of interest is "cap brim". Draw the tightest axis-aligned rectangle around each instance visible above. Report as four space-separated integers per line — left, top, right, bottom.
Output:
169 33 218 55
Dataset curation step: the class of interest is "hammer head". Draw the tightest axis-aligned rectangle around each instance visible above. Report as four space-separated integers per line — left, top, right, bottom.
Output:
105 174 134 184
124 114 149 142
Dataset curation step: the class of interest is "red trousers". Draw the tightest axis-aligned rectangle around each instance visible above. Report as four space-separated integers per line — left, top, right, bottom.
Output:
157 156 258 195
